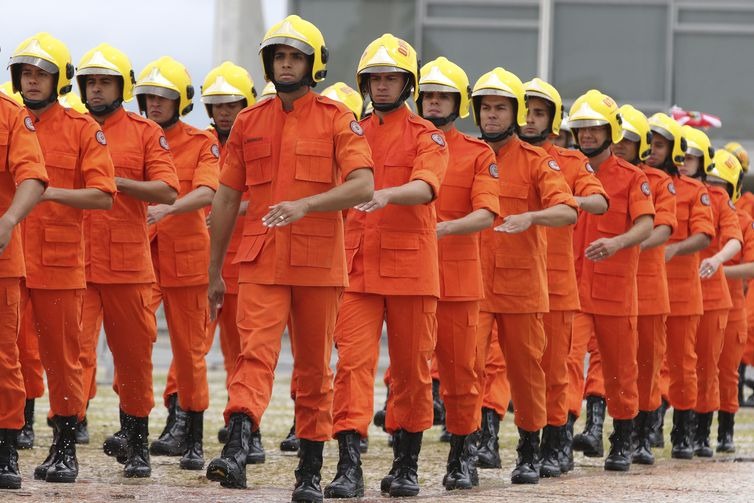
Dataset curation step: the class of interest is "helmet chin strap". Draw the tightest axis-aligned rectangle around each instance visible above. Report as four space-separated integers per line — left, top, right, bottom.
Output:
157 113 180 130
23 93 57 110
425 113 457 127
211 123 230 143
578 139 612 158
480 124 516 143
86 99 123 117
520 128 550 145
371 78 412 113
273 78 308 94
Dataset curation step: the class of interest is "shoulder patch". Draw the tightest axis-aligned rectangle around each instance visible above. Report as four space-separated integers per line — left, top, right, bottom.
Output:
548 159 561 171
751 221 754 230
729 199 736 210
489 163 499 178
585 162 594 174
350 120 363 136
431 132 445 147
211 144 220 158
701 193 711 206
640 181 651 196
668 182 676 195
95 130 107 146
159 136 169 150
24 116 35 132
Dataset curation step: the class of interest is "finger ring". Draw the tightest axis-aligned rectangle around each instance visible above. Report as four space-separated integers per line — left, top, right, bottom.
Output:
279 215 285 220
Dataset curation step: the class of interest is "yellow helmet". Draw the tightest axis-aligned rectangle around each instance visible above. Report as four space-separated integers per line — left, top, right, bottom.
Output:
259 15 328 89
417 57 470 121
471 67 527 128
134 56 194 117
0 81 23 106
524 77 563 135
76 43 135 107
617 104 652 161
648 113 687 167
724 142 749 174
710 149 744 202
259 81 277 101
356 34 419 107
9 32 74 100
320 82 363 119
58 92 87 113
568 90 623 144
682 125 714 174
201 61 256 119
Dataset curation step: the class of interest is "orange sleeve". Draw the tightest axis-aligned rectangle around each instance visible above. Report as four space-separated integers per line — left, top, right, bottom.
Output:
691 186 716 239
471 146 500 215
218 115 246 192
333 110 373 180
192 133 220 191
628 171 656 222
143 124 179 193
534 156 577 209
572 158 608 200
411 130 449 201
78 118 116 194
741 215 754 263
7 106 47 186
719 195 743 245
653 176 677 233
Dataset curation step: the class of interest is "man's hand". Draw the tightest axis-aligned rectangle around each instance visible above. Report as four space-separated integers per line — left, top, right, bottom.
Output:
495 213 533 234
262 199 310 227
147 204 172 225
585 237 621 261
699 256 722 279
664 243 679 262
354 189 391 213
208 270 226 321
0 215 14 255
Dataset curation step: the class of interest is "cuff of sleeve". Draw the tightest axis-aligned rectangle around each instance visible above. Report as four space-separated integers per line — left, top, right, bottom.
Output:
411 170 441 201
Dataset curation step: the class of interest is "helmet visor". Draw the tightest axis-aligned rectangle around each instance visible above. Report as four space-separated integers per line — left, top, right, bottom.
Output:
525 89 555 104
650 125 674 142
419 83 459 94
77 67 122 77
471 88 515 99
568 118 609 129
260 37 314 56
133 85 179 100
201 94 245 104
10 56 58 75
359 66 408 75
687 145 704 158
622 129 640 143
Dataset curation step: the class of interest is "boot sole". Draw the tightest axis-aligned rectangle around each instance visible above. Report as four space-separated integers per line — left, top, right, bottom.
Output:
280 442 300 452
716 446 735 453
323 484 365 498
511 475 539 484
539 468 562 478
292 489 324 502
246 453 266 464
45 473 77 483
694 450 713 458
389 486 420 497
206 463 246 489
124 468 152 478
149 445 185 456
180 459 205 470
604 463 630 471
632 456 655 465
0 475 22 489
671 451 693 460
443 479 473 491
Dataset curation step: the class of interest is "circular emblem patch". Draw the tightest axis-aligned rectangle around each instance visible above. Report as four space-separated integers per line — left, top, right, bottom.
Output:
641 181 651 196
548 160 561 171
350 120 363 136
668 183 676 195
211 144 220 158
95 130 107 145
489 163 499 178
701 193 711 206
585 163 595 174
729 199 736 210
431 133 445 147
24 116 35 131
159 136 169 150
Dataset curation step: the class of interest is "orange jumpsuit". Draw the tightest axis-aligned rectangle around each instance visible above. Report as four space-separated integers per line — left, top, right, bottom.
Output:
434 127 498 435
149 120 219 413
720 208 754 412
663 176 715 410
695 186 741 413
332 106 448 438
477 136 577 433
573 155 655 420
0 95 47 429
221 92 372 441
17 290 44 400
24 102 115 418
79 107 179 418
737 192 754 365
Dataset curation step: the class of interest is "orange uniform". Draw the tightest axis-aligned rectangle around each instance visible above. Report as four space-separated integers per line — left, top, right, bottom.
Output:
434 127 498 435
663 175 715 410
332 105 447 439
695 186 742 413
0 95 47 429
740 192 754 365
24 102 115 418
720 209 754 412
573 154 655 420
477 136 577 433
79 107 179 418
149 120 219 413
735 191 754 217
221 92 372 441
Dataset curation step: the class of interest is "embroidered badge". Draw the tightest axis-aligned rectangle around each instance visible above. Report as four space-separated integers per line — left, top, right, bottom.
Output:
641 181 651 196
431 133 445 146
350 121 363 136
668 183 676 195
548 160 560 171
585 163 595 174
729 199 736 210
211 144 220 158
159 136 169 150
489 163 499 178
701 193 711 206
24 116 35 131
95 130 107 145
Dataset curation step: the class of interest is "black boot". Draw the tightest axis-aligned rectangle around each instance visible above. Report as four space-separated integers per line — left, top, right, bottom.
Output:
476 407 501 469
380 430 402 493
292 439 324 503
439 422 451 443
648 399 668 448
573 396 605 457
670 409 693 459
123 414 151 478
511 428 540 484
432 379 445 426
631 411 655 465
373 388 388 428
75 416 89 445
34 420 58 480
44 415 79 483
103 409 130 464
539 425 562 478
206 412 251 489
16 399 35 449
150 395 188 456
560 414 576 473
0 429 21 489
180 411 205 470
465 432 480 487
739 363 746 407
246 428 266 464
717 411 736 453
443 434 472 490
359 435 368 454
324 430 364 498
388 430 422 497
604 419 632 471
280 419 300 452
693 411 714 457
218 425 228 444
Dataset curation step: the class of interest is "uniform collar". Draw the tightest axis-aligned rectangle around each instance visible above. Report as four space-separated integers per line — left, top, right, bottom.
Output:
98 106 127 129
372 104 410 126
275 89 316 115
164 119 185 140
31 101 64 124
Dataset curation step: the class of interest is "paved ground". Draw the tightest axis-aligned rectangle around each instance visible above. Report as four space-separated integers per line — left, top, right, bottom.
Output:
5 332 754 502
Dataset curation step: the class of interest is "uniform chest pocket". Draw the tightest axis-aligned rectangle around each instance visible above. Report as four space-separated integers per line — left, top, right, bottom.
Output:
174 237 209 277
243 141 272 186
499 182 528 215
290 217 336 268
0 131 8 172
439 172 473 213
492 253 536 296
44 151 78 188
379 231 420 278
592 261 630 301
42 223 81 267
673 204 690 240
295 140 334 184
382 164 412 189
597 198 628 236
110 151 145 180
110 224 148 272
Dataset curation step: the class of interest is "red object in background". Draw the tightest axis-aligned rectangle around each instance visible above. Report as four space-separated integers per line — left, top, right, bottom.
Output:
670 105 722 129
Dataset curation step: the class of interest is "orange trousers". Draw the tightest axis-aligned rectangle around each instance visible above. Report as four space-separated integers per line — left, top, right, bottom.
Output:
150 283 211 412
695 309 729 413
0 277 25 429
477 312 547 432
575 313 638 420
665 315 701 410
583 334 604 398
80 283 157 417
226 283 340 442
542 310 574 426
744 318 754 365
17 289 44 398
435 300 480 435
480 326 511 417
31 288 85 418
719 314 747 413
566 315 590 418
332 292 436 438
